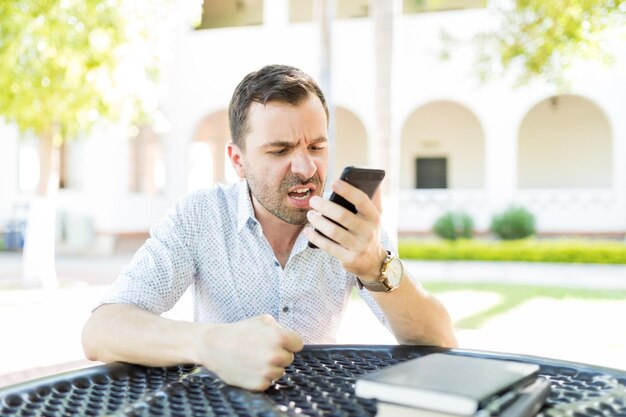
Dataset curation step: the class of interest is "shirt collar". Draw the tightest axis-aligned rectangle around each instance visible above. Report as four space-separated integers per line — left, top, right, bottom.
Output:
236 180 259 233
235 180 312 250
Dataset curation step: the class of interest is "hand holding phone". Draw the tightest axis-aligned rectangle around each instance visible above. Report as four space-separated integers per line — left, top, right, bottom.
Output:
308 166 385 249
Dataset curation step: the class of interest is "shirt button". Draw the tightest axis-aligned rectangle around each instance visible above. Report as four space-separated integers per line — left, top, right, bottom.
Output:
282 306 289 313
274 261 280 267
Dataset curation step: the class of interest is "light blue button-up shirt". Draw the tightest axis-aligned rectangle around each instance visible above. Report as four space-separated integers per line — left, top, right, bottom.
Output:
99 180 390 343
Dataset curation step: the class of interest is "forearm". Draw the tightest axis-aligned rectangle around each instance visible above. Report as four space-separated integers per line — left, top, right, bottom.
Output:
370 274 458 348
81 303 207 367
82 305 304 391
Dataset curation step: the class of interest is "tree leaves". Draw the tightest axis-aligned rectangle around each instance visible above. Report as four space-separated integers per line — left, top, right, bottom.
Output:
479 0 626 87
0 0 178 143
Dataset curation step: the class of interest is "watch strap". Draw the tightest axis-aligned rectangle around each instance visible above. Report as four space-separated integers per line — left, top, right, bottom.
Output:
356 250 395 293
356 277 393 292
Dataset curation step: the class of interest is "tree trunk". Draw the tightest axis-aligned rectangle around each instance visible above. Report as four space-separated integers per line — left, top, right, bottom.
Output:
21 129 59 288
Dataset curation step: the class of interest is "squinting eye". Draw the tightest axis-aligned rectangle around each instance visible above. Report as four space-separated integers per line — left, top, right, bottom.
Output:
271 149 287 155
311 146 326 151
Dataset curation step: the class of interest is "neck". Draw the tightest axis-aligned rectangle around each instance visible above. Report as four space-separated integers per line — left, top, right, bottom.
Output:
251 198 305 268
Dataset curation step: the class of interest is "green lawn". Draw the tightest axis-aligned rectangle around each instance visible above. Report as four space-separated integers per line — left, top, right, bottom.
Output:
422 282 626 329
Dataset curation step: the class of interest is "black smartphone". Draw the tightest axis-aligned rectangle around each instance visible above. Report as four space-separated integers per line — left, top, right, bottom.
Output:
308 166 386 249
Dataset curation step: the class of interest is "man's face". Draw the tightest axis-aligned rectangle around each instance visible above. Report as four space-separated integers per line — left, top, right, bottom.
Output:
230 94 328 225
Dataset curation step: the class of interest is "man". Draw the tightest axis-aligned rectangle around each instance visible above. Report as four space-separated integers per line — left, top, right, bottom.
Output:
82 64 457 391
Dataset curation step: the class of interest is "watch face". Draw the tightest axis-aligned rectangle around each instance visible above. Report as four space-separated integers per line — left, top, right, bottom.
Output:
386 258 403 287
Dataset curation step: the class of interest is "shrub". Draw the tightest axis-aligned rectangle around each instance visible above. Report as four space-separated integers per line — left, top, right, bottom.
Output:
433 211 474 241
398 238 626 264
490 206 535 240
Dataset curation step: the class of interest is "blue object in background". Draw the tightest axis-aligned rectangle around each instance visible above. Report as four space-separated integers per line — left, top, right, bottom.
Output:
3 219 26 251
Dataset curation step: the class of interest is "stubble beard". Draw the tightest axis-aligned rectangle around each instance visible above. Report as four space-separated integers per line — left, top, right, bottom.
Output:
246 169 325 225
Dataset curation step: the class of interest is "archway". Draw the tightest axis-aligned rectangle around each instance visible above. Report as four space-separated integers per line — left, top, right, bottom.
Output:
518 95 612 188
189 110 233 192
400 101 485 190
333 106 368 180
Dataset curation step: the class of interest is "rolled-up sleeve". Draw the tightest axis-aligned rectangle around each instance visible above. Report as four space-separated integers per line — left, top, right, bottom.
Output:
96 199 197 315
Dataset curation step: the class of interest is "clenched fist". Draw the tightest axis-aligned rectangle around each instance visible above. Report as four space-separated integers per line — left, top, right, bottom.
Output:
197 314 304 391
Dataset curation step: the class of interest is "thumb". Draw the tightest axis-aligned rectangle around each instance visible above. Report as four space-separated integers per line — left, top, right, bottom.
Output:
373 187 383 214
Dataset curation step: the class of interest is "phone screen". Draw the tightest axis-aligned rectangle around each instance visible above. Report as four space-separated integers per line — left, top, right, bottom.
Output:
308 166 385 249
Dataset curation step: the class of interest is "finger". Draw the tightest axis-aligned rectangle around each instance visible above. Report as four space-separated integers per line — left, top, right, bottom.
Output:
281 329 304 353
259 314 278 326
303 226 332 249
266 366 286 382
304 224 353 258
304 227 352 264
372 186 383 214
252 367 285 392
332 180 380 220
306 210 359 249
309 194 358 231
271 349 295 367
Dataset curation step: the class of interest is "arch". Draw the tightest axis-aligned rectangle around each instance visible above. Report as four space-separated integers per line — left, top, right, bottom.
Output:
333 106 368 179
190 109 233 189
517 95 612 188
400 101 485 190
190 106 368 187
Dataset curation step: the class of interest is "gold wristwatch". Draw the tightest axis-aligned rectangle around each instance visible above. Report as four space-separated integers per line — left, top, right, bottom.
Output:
357 250 404 292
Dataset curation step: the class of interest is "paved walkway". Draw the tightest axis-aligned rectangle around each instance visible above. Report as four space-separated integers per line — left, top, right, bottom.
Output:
0 253 625 388
404 260 626 289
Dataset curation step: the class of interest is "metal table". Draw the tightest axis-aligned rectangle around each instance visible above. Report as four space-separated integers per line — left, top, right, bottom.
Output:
2 345 626 417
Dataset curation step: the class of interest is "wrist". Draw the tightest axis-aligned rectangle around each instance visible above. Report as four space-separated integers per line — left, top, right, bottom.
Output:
192 322 222 367
357 249 404 293
359 247 389 283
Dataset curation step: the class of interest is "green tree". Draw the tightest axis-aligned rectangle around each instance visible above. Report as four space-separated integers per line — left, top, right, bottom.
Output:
0 0 179 286
476 0 626 85
1 1 126 194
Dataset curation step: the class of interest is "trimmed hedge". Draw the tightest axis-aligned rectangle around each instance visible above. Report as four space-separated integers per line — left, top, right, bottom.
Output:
398 238 626 264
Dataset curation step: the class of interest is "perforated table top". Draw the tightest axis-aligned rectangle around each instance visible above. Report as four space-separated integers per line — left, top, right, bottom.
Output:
1 345 626 417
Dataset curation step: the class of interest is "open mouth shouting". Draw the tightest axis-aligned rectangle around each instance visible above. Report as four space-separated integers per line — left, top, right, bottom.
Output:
287 184 317 208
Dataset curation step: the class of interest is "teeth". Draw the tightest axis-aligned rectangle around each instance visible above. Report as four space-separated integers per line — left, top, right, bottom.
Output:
290 188 311 200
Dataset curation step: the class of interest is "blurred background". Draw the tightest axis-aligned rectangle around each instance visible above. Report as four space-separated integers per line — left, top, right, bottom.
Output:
1 0 625 387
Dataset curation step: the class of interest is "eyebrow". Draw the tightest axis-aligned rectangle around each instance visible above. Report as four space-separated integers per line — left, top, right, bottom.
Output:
262 137 328 148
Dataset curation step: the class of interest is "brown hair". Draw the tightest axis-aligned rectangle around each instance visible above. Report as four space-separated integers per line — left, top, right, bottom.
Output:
228 64 328 150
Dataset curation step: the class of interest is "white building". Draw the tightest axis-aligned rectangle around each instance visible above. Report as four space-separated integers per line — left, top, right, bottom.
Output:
1 0 625 253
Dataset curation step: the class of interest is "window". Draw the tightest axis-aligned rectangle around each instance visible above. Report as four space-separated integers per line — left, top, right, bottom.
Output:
288 0 368 23
198 0 264 29
416 157 447 188
337 0 369 18
289 0 313 22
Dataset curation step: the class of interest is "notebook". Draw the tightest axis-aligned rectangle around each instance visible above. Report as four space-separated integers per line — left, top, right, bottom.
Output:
355 353 540 416
373 378 551 417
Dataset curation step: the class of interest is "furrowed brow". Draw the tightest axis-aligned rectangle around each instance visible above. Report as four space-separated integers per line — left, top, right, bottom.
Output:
309 137 328 145
263 141 295 148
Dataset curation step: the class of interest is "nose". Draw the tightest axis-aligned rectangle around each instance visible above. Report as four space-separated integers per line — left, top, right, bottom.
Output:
291 149 317 180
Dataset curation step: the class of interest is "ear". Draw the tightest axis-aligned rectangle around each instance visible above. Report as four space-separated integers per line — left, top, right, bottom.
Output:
227 142 246 179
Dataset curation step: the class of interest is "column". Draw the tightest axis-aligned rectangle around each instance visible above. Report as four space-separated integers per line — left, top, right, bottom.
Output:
484 113 518 214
